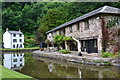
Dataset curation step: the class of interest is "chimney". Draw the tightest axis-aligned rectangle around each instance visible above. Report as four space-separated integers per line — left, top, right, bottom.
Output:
6 28 8 31
19 29 21 32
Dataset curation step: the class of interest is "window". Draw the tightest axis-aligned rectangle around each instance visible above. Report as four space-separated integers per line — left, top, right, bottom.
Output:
13 54 15 57
16 44 19 48
94 39 97 47
13 39 17 42
20 58 22 61
19 39 22 42
13 59 17 62
17 54 19 56
20 54 22 56
63 29 65 34
59 30 61 35
117 17 120 26
77 23 80 30
13 34 16 37
13 44 15 48
84 20 89 30
69 25 73 33
20 44 22 48
19 34 22 37
20 64 22 67
14 64 17 67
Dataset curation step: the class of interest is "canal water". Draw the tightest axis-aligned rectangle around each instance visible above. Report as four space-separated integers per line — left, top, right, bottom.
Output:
2 52 120 79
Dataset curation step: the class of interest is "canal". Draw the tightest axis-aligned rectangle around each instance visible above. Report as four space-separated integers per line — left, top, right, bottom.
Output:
2 52 120 79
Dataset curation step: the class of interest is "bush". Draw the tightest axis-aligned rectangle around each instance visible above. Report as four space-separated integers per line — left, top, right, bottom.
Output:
101 52 114 58
115 52 120 57
59 49 71 54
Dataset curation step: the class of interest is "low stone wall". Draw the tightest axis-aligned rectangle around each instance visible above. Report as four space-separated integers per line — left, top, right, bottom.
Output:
2 49 39 53
33 50 119 66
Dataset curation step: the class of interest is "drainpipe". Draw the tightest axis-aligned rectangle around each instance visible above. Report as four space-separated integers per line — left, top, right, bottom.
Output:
72 37 81 52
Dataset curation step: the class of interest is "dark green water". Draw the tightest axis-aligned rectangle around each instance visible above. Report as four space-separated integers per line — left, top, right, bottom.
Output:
2 52 120 79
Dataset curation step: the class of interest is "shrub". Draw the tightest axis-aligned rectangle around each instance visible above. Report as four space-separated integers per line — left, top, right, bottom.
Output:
59 49 71 54
101 52 114 58
115 52 120 57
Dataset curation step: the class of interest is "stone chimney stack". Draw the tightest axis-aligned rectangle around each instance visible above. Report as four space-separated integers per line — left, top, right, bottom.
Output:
6 28 8 31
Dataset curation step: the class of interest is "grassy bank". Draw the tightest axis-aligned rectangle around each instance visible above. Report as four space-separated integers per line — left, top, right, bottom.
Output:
0 65 35 79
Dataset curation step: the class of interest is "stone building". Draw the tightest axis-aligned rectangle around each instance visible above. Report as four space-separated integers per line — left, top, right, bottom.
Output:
3 28 24 49
46 6 120 54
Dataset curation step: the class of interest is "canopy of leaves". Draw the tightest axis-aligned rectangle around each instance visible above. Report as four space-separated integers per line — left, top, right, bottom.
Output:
54 35 73 45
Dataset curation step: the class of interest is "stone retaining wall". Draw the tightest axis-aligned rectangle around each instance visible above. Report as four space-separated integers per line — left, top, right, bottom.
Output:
33 50 119 66
2 49 39 52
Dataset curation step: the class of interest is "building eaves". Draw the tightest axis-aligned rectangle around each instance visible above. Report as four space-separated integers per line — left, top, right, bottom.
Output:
8 31 23 34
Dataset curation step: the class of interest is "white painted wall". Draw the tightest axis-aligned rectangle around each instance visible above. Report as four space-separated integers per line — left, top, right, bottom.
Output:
3 31 24 49
3 31 11 48
47 33 54 42
3 54 12 69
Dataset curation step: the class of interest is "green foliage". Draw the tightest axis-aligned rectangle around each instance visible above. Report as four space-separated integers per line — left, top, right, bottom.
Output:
54 35 73 45
45 39 50 44
115 52 120 57
63 36 73 41
106 18 118 28
2 2 120 47
101 52 114 58
103 61 111 65
54 35 64 45
59 49 71 54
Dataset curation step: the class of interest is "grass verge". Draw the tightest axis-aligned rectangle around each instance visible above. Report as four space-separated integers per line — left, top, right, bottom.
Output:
0 65 35 79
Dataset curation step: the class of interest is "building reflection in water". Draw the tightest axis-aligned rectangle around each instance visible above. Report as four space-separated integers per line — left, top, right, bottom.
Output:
48 63 54 72
3 53 25 71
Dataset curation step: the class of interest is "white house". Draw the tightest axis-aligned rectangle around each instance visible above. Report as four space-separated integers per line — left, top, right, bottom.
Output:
3 28 24 49
3 53 25 70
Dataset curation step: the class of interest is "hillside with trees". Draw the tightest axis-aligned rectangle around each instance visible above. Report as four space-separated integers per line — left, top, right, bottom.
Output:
2 2 120 48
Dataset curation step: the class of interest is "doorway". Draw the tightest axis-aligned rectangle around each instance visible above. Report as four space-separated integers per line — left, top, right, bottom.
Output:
81 39 98 53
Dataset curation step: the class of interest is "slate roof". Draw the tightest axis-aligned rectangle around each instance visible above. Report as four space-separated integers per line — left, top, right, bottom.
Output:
46 6 120 34
8 31 23 34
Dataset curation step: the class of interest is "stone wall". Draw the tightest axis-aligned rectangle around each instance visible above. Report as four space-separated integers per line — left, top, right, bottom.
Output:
65 16 102 39
33 51 118 66
101 14 120 53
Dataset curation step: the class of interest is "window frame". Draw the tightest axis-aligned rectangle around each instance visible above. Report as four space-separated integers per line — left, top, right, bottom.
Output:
69 25 73 33
13 34 16 37
77 22 80 30
84 20 89 30
19 39 22 42
13 39 17 42
13 44 15 48
19 34 22 37
20 44 22 48
13 59 17 62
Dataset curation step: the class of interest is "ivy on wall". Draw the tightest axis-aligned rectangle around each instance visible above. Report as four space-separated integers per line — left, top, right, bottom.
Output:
106 17 119 28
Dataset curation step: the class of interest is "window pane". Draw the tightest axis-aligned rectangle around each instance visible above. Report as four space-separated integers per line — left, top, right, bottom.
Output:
13 59 17 62
84 20 89 30
13 44 15 48
19 34 22 37
19 39 22 42
13 39 17 42
13 34 16 37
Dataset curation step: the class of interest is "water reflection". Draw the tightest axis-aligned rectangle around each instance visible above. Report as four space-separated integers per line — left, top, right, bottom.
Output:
2 52 120 79
48 63 54 72
3 53 25 70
